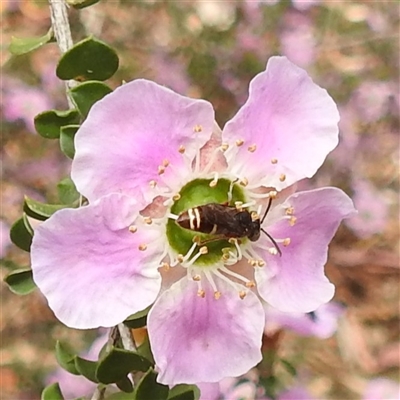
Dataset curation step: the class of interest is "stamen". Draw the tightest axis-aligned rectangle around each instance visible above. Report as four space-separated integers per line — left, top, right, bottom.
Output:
158 166 165 175
235 139 244 146
219 266 252 285
285 206 295 215
192 274 201 281
283 238 291 246
143 217 152 225
239 177 248 186
220 143 229 151
247 144 257 152
160 262 170 271
235 201 243 210
197 289 206 298
289 216 297 226
149 180 157 188
184 246 208 267
181 242 198 263
269 190 278 199
214 291 221 299
138 244 147 251
172 193 181 201
279 173 286 182
178 145 186 154
209 172 219 187
129 225 137 233
240 200 256 209
193 124 203 133
239 290 247 299
268 247 278 255
251 211 259 221
271 158 278 164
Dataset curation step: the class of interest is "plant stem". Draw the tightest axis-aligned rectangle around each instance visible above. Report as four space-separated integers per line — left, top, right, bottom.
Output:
118 323 137 352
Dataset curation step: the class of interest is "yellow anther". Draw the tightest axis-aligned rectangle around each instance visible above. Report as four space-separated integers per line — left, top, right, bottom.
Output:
199 246 208 255
239 291 247 299
129 225 137 233
177 254 184 263
279 173 286 182
271 158 278 164
240 177 248 186
160 262 170 271
194 124 203 133
149 180 157 188
249 259 258 267
138 244 147 251
214 291 221 300
222 253 230 261
192 274 201 281
220 143 229 151
209 180 218 187
285 206 294 215
289 216 297 226
269 190 278 199
251 211 259 221
235 201 243 210
162 159 170 167
246 281 256 288
283 238 291 246
268 247 278 255
197 289 206 298
228 238 238 244
158 166 165 175
257 260 265 267
172 193 181 201
178 145 186 154
247 144 257 152
143 217 152 225
235 139 244 147
192 235 201 244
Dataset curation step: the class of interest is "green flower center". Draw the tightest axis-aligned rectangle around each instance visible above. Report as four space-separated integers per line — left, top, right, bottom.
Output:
166 178 246 266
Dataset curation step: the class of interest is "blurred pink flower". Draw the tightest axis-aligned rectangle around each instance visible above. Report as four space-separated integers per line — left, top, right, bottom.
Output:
363 378 400 400
0 220 11 259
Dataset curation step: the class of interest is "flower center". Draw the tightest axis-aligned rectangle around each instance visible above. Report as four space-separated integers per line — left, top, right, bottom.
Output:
166 178 247 266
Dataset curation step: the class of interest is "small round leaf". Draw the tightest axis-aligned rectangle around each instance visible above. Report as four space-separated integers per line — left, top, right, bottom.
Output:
4 268 36 295
24 196 69 221
41 383 64 400
133 368 169 400
9 29 53 55
56 37 119 81
55 341 80 375
34 109 80 139
124 305 152 329
10 214 33 252
75 356 98 383
57 177 80 204
60 125 79 159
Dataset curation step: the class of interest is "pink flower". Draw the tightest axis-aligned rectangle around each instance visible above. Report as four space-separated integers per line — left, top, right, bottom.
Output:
363 378 400 400
264 301 345 339
30 57 355 385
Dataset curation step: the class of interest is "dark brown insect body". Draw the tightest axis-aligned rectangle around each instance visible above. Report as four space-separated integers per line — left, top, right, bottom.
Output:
176 203 261 242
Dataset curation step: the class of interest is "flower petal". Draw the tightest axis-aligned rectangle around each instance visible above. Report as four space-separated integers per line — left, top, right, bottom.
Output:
222 56 339 190
147 277 264 385
255 187 356 312
72 80 215 206
31 193 164 329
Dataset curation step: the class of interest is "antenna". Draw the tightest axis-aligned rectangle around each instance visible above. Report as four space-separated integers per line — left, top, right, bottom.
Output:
260 196 282 257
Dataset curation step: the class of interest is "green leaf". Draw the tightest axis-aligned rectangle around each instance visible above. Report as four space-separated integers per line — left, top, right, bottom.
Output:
75 356 98 383
34 109 80 139
10 214 33 252
9 29 53 55
106 392 134 400
55 341 80 375
168 385 200 400
116 376 134 393
4 268 36 295
124 305 152 329
137 333 154 365
133 368 169 400
66 0 101 9
41 383 64 400
69 81 112 118
57 177 80 204
56 37 119 81
279 358 297 377
96 347 152 384
24 196 68 221
60 125 79 159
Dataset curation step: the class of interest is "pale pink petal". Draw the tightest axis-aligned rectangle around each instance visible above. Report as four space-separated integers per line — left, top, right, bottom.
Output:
255 187 356 312
147 277 264 385
31 193 164 329
222 57 339 190
72 80 215 206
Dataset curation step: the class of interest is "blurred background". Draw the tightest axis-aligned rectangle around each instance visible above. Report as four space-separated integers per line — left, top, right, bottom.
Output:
1 0 399 399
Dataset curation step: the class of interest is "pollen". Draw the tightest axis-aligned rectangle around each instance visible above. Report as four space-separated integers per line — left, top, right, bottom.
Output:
283 238 291 246
289 216 297 226
247 144 257 152
271 158 278 164
193 124 203 133
214 291 221 300
143 217 152 225
239 290 247 299
285 206 295 215
193 274 201 281
220 143 229 151
246 281 256 288
178 145 186 154
197 289 206 298
129 225 137 233
248 258 258 267
279 173 286 182
138 244 147 251
235 139 244 147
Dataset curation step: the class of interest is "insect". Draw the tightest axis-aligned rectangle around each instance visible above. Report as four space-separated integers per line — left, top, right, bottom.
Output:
175 197 282 256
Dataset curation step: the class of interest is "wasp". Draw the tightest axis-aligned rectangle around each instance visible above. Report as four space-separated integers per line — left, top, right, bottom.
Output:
176 196 282 256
